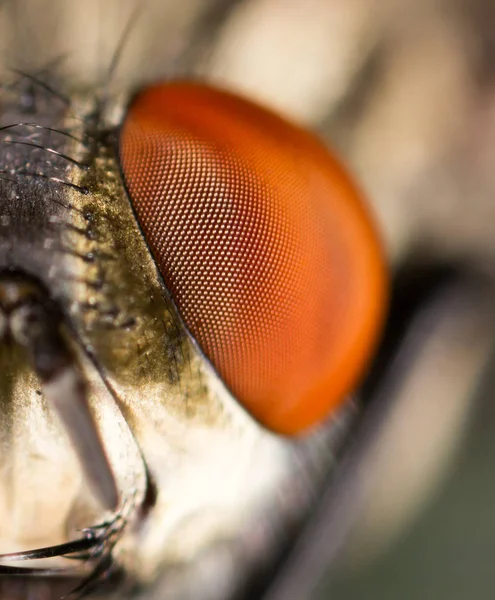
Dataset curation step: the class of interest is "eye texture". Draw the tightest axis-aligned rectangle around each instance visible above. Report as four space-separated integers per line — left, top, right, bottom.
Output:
119 81 388 435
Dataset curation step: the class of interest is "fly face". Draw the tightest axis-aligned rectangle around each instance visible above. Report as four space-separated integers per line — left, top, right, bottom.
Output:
0 76 149 572
0 47 388 600
3 3 495 600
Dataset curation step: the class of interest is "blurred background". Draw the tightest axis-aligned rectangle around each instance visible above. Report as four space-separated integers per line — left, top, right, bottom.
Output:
2 1 495 598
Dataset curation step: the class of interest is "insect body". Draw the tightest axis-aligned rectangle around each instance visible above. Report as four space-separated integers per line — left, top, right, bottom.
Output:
0 63 387 600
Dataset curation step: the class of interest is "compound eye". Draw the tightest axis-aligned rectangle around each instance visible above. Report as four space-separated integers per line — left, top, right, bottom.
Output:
119 81 388 435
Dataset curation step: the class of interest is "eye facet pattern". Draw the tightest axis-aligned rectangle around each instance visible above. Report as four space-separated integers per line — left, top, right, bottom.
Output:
119 81 388 435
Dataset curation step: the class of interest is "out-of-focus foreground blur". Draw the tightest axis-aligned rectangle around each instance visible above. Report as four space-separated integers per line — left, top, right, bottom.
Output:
2 1 495 598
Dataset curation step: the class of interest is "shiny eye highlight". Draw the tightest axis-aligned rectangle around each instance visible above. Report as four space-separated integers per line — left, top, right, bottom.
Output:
119 81 388 435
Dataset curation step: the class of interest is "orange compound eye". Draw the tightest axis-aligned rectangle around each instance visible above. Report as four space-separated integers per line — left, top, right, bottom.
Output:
119 81 388 435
